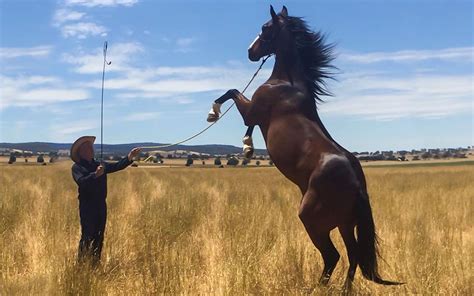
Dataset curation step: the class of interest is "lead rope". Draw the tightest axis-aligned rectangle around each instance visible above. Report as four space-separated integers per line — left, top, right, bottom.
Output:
138 54 272 150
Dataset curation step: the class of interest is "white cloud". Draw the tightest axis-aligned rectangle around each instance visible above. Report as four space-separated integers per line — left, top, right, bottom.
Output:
145 66 217 76
63 42 143 73
51 120 97 139
53 0 137 39
53 8 85 26
321 73 473 120
19 76 60 85
63 45 271 97
176 38 194 47
125 28 134 36
0 46 52 59
340 47 474 63
124 112 160 122
174 96 194 105
65 0 138 7
81 65 272 101
0 75 90 109
175 37 196 53
60 44 472 122
61 22 107 39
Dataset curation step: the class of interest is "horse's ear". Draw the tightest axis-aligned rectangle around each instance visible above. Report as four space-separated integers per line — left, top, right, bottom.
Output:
281 6 288 18
270 5 278 22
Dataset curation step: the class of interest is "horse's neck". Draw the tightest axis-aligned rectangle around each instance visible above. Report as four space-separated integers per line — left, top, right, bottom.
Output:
270 48 304 84
270 50 341 149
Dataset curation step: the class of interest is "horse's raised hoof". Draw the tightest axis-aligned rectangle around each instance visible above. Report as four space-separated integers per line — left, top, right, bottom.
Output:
244 146 254 159
207 113 219 122
242 136 254 158
207 103 222 122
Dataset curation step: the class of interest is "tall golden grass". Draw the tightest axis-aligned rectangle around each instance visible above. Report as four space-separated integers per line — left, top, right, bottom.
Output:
1 163 472 294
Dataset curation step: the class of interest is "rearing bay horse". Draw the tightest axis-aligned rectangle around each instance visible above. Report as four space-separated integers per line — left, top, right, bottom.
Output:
207 5 401 290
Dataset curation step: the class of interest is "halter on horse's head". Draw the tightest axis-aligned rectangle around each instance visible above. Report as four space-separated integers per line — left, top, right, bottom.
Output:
248 5 336 104
248 5 288 62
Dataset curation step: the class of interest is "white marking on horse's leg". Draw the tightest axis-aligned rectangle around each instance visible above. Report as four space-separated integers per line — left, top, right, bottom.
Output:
243 136 254 158
212 102 222 114
242 135 253 146
207 103 222 122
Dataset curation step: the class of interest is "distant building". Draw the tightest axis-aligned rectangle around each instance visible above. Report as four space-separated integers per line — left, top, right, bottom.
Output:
58 149 70 156
0 148 10 155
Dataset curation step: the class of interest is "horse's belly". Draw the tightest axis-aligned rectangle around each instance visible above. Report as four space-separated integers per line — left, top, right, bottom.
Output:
264 126 319 190
263 117 340 191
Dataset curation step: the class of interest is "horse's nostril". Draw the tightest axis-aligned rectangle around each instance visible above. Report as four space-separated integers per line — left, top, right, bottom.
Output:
248 52 259 62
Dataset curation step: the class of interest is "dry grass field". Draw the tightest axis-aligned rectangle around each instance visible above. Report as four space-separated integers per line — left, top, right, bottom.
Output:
1 162 473 295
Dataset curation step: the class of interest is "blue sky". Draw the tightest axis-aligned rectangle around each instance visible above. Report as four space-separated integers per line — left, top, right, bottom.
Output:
0 0 472 151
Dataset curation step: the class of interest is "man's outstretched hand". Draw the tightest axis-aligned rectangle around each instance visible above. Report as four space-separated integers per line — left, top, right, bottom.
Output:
128 147 141 161
95 165 105 177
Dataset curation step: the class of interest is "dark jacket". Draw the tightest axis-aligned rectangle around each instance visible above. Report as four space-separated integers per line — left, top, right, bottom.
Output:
72 157 133 201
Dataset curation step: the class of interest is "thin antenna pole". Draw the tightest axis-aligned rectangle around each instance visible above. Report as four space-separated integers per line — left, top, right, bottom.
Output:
100 41 111 161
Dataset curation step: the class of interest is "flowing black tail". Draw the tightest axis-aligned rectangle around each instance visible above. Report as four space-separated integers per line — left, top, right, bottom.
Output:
356 193 403 285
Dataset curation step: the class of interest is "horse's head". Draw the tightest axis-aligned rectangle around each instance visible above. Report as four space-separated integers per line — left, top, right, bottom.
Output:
248 5 289 62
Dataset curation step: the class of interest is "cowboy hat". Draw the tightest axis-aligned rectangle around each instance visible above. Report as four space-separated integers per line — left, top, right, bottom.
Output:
70 136 96 163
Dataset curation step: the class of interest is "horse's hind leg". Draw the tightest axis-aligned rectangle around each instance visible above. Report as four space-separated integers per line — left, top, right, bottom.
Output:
339 224 358 293
299 194 340 285
309 231 340 285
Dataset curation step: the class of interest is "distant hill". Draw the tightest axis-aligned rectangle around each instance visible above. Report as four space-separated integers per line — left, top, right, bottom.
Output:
0 142 268 156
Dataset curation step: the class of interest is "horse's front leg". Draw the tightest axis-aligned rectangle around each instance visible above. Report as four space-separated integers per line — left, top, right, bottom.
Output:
206 90 231 122
207 89 256 158
207 89 253 123
242 126 255 158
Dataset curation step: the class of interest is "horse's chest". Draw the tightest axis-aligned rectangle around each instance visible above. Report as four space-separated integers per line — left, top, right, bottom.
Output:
253 85 303 116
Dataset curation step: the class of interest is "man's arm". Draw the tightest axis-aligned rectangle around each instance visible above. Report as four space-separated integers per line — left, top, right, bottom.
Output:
104 157 133 174
104 147 141 174
72 164 97 186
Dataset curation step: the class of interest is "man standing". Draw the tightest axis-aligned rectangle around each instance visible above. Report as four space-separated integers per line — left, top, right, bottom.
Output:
70 136 140 265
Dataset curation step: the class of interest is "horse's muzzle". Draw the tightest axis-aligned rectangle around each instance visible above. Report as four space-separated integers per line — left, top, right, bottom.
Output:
248 50 261 62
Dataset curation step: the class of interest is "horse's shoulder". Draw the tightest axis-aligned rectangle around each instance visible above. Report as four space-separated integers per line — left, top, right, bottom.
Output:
253 82 305 102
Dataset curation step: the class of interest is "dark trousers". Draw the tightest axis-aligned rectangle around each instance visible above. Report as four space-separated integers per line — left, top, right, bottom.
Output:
78 199 107 265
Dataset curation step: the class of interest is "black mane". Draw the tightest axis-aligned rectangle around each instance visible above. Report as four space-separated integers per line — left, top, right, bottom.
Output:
286 16 336 103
